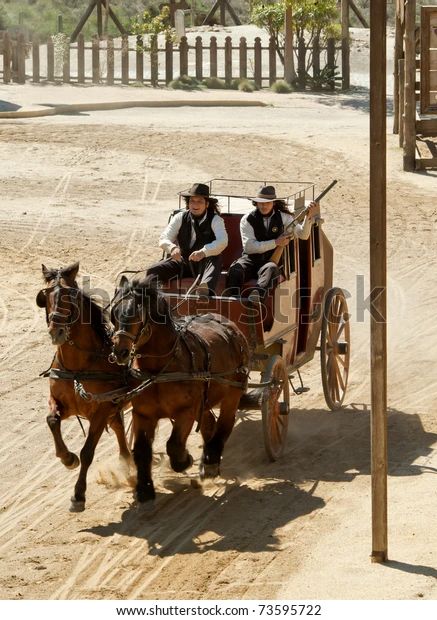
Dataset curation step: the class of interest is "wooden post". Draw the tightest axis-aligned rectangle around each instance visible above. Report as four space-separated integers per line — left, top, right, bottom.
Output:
341 0 350 90
165 39 173 84
150 35 158 87
327 38 336 90
210 36 217 77
17 33 26 84
63 38 70 83
92 35 100 83
403 0 416 171
136 35 144 83
284 3 295 83
399 58 405 148
121 34 129 84
254 36 262 89
239 37 247 79
393 8 403 134
97 0 103 38
370 0 388 565
268 36 276 86
107 36 114 85
78 33 85 84
225 36 232 86
195 36 203 80
297 36 306 90
313 35 320 87
220 0 226 26
47 36 54 82
3 32 11 83
32 36 40 83
57 14 63 33
179 36 188 76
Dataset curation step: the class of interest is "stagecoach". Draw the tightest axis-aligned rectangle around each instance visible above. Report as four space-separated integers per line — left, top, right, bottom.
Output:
162 178 351 461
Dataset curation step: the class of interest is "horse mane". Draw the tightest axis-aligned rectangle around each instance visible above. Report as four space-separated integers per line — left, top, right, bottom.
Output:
81 291 113 345
131 275 173 325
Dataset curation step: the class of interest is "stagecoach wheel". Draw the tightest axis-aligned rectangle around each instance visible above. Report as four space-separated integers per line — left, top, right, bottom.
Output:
320 287 351 411
261 355 290 462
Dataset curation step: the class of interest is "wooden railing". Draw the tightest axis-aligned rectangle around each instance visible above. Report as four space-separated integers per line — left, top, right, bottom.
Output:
0 33 342 90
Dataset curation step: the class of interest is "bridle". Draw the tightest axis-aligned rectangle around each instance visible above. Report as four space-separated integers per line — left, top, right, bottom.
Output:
110 291 153 363
38 283 80 344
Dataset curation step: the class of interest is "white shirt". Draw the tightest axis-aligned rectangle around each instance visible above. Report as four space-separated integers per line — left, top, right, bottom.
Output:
159 211 228 258
240 210 312 255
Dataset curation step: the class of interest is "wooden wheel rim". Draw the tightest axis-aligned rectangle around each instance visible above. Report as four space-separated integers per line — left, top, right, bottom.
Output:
321 288 351 410
261 355 290 461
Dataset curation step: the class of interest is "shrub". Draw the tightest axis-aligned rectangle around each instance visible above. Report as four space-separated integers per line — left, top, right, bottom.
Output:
238 79 255 93
271 79 293 94
169 75 203 90
202 76 226 89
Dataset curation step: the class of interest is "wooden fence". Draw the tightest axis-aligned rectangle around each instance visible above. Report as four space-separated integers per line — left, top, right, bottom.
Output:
0 32 342 90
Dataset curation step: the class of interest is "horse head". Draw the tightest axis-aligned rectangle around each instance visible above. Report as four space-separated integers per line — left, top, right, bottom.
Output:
36 262 80 345
110 274 159 366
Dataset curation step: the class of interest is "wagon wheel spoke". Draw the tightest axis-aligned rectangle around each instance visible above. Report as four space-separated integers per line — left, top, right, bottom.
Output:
332 355 345 393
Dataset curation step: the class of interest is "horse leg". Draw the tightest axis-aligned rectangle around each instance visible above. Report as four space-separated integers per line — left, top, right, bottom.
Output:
46 398 79 470
70 414 107 512
199 409 217 444
109 410 131 461
133 416 157 503
200 391 240 479
166 412 195 473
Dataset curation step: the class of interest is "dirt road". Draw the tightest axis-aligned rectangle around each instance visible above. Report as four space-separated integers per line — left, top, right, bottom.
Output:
0 91 436 600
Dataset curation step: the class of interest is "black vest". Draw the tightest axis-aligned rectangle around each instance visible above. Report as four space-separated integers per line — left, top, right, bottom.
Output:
177 209 216 259
246 209 284 261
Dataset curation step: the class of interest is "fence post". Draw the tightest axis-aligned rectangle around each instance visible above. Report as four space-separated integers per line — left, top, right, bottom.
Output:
210 36 217 78
327 38 336 90
195 36 203 80
254 37 262 89
151 34 158 87
32 35 40 83
312 35 320 88
77 33 85 83
3 32 11 83
136 35 144 83
239 37 247 79
225 36 232 86
268 36 276 86
121 34 129 84
297 36 306 90
47 36 54 81
179 36 188 76
165 39 173 84
107 36 114 85
399 58 405 148
57 14 63 34
92 35 100 83
16 33 26 84
341 0 350 90
63 37 70 83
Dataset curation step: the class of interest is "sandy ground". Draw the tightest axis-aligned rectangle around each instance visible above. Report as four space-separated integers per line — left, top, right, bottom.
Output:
0 43 437 602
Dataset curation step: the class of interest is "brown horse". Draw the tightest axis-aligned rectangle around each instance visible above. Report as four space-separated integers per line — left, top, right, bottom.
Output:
36 262 131 512
110 275 249 504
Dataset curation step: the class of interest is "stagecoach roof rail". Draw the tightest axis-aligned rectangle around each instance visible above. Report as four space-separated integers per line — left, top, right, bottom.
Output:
177 179 315 213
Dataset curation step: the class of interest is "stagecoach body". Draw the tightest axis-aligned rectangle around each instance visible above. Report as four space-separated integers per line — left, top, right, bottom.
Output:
163 179 350 460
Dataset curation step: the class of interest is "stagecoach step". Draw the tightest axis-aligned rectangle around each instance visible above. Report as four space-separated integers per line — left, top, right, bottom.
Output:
289 370 310 395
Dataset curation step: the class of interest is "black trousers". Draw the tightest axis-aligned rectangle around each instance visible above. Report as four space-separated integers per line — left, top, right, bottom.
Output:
225 255 281 298
146 255 222 295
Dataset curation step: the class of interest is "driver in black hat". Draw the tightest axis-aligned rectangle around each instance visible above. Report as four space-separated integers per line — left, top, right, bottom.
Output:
146 183 228 297
225 185 317 301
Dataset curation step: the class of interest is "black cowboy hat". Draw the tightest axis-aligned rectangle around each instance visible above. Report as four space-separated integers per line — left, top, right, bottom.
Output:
248 185 285 203
181 183 210 198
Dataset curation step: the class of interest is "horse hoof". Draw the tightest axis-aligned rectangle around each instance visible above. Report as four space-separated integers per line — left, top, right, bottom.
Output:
64 454 80 470
69 498 85 512
171 453 194 473
199 462 220 480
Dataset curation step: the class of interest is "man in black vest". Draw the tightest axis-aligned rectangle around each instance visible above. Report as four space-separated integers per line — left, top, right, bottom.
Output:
146 183 228 297
225 185 317 300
